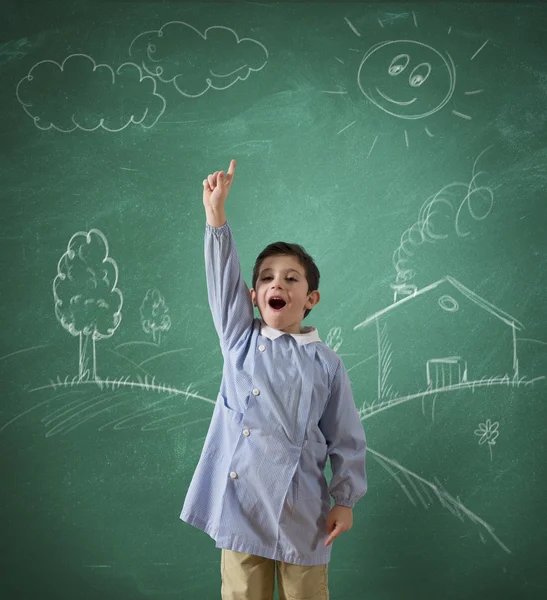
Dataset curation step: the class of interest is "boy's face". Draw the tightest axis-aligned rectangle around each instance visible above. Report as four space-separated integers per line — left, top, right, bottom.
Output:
250 254 320 334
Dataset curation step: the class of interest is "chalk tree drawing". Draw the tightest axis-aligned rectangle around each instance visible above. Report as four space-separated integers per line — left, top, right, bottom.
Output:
326 12 489 152
392 147 494 298
53 229 123 381
16 53 166 132
140 288 171 345
128 21 269 98
475 419 499 461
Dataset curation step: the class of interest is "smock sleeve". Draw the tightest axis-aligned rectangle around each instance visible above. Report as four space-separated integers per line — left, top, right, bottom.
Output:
204 221 254 351
319 360 367 508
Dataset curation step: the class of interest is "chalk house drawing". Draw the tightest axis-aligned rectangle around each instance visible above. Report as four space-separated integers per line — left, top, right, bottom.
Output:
53 229 123 381
326 12 489 153
140 288 171 345
355 275 523 404
128 21 269 98
16 54 166 132
351 148 533 414
344 146 546 554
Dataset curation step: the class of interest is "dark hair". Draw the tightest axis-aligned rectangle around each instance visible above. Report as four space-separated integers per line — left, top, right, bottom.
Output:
252 242 320 319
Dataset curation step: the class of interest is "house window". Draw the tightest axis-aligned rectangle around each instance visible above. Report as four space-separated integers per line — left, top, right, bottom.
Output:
438 294 459 312
426 357 468 389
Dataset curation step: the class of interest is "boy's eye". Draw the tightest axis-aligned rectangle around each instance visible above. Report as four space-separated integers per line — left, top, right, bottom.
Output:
261 276 297 282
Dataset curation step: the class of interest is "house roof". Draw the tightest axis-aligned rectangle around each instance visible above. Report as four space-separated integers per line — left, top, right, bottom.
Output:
353 275 524 331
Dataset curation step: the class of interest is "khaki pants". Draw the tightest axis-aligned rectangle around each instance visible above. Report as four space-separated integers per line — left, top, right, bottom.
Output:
221 549 329 600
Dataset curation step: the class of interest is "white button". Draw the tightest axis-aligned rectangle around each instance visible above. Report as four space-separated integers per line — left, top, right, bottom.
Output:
243 429 250 437
258 344 266 352
230 471 238 479
252 388 260 396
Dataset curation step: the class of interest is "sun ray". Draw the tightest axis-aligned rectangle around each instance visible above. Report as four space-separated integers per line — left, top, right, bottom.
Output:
404 130 409 148
378 17 385 28
334 57 344 64
337 120 356 135
452 110 472 120
323 89 347 94
412 11 418 28
448 25 452 34
425 126 435 138
344 17 361 37
464 89 484 95
367 135 378 159
471 39 489 60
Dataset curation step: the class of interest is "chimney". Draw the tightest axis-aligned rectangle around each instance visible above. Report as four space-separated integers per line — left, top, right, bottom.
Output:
390 283 417 303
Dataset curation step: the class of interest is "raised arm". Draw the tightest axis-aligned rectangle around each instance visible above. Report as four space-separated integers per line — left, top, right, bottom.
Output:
202 159 254 350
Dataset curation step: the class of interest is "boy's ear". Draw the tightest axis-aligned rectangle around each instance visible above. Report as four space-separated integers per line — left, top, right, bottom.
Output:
250 288 257 306
306 290 320 308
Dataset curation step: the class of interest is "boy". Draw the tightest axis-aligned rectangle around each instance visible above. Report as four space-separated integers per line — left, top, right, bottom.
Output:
180 159 367 600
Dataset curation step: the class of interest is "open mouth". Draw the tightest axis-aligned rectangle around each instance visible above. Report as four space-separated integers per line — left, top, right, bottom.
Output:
268 297 287 311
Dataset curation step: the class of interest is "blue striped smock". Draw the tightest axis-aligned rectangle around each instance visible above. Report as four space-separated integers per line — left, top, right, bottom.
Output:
180 222 367 566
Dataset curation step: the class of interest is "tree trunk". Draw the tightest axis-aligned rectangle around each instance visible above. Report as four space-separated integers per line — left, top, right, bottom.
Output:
78 333 91 382
78 333 99 381
91 336 98 381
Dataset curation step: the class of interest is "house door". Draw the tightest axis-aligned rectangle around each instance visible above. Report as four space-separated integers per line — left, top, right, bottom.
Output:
426 357 468 389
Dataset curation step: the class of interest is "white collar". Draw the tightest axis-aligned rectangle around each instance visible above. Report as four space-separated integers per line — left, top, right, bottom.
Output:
260 320 321 345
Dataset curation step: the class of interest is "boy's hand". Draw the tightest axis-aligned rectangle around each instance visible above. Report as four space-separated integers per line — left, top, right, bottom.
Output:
324 505 353 547
203 159 236 213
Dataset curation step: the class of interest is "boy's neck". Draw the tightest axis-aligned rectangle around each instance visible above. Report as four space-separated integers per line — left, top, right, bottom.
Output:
261 319 312 335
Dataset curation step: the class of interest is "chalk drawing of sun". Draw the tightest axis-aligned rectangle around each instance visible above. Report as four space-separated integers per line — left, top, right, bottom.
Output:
358 39 456 120
325 11 489 157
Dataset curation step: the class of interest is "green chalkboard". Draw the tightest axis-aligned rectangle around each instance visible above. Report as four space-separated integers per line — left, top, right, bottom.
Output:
2 1 547 598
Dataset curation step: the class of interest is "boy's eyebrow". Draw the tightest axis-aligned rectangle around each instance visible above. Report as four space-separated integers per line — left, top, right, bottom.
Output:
259 266 303 275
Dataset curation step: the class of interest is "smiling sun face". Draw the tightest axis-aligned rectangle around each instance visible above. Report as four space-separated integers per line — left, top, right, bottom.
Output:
326 14 488 154
358 40 456 120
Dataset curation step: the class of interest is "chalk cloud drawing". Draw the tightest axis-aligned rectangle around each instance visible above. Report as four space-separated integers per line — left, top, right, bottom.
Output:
140 288 171 345
326 11 489 153
392 146 494 301
475 419 499 461
128 21 269 98
16 53 166 132
53 229 123 381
